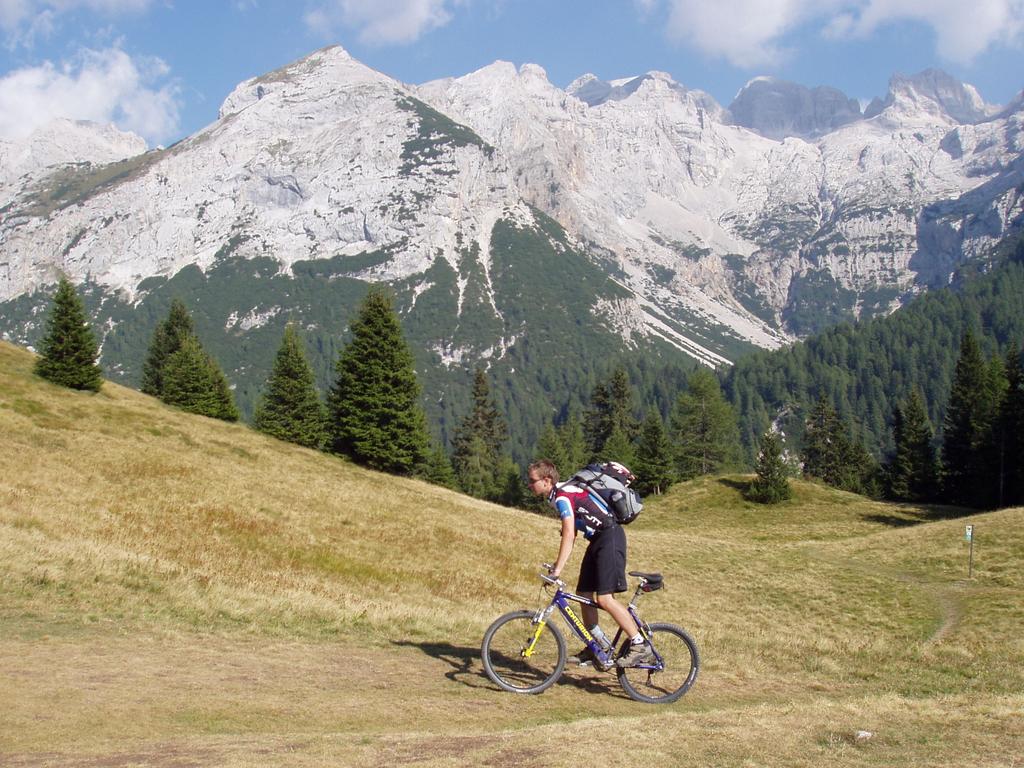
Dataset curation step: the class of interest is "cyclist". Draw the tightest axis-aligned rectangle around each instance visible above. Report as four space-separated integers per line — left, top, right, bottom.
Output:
526 459 654 668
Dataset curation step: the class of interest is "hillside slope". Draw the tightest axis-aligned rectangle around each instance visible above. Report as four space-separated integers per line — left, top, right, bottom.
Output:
1 341 1021 767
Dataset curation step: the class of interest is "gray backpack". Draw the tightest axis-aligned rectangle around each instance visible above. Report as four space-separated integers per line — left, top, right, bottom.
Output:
571 461 643 525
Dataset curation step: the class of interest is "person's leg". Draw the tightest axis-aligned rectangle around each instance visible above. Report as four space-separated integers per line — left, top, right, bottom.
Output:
596 591 638 636
579 592 598 628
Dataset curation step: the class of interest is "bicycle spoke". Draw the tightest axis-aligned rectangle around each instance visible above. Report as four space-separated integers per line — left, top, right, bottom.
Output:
617 623 699 704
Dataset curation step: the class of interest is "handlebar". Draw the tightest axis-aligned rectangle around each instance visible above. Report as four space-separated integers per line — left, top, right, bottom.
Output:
539 563 566 588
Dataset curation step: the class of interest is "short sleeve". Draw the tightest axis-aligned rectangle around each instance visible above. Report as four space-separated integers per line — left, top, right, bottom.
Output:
554 496 573 520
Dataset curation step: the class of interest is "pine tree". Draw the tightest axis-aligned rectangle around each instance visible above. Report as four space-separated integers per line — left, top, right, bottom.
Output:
33 277 102 392
558 411 588 472
161 334 239 421
536 422 569 478
633 411 675 495
747 431 793 504
941 330 990 506
998 343 1024 507
141 298 194 397
254 323 327 449
494 455 526 508
422 444 458 489
671 368 742 479
598 424 636 467
452 367 509 496
802 395 846 484
802 395 880 495
327 286 430 475
584 366 639 458
886 388 937 502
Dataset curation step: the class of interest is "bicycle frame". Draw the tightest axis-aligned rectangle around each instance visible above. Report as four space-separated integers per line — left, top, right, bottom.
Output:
525 578 664 672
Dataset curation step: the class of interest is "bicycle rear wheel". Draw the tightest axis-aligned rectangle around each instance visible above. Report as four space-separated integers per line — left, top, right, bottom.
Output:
481 610 566 694
617 622 699 704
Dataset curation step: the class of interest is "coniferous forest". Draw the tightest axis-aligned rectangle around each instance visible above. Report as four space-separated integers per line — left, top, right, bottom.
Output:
25 230 1024 513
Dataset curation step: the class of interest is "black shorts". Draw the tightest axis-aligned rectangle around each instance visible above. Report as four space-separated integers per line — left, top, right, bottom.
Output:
577 524 627 595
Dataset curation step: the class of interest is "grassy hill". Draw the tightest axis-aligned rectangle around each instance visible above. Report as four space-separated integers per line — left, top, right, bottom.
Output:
1 340 1022 767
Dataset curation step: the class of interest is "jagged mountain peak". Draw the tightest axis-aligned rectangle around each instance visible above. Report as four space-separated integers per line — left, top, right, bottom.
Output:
0 117 147 200
727 77 862 140
218 44 395 121
865 68 1000 125
566 71 723 120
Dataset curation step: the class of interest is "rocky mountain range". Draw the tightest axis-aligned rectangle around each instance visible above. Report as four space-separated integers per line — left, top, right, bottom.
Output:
0 45 1022 454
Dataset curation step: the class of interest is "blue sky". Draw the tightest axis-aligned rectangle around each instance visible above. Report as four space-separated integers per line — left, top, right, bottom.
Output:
1 0 1022 147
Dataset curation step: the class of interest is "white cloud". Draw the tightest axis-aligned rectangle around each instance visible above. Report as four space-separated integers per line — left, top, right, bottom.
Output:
304 0 459 45
649 0 1024 67
841 0 1024 63
0 47 180 144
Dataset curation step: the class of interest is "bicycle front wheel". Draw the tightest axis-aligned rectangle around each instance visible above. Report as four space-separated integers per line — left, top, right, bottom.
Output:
481 610 566 694
617 622 699 704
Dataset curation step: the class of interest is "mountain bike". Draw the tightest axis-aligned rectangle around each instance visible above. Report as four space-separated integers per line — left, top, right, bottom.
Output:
481 565 700 704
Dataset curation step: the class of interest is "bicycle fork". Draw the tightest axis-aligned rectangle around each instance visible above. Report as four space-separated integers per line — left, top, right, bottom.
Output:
523 604 557 658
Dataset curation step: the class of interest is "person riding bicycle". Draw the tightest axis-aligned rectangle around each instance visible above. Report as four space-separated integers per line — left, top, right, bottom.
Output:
527 459 654 668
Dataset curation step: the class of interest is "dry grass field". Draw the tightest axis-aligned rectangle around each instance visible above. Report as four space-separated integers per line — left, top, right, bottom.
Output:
2 340 1022 767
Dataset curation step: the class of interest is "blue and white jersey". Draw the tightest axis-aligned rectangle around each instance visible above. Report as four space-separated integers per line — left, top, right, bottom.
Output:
549 482 616 540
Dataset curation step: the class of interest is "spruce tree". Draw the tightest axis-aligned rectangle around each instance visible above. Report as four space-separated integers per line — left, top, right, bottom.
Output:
998 344 1024 507
633 412 675 495
886 389 938 502
141 298 195 397
584 367 639 458
802 395 846 484
33 277 102 392
536 422 569 478
747 430 792 504
453 434 494 498
161 334 239 421
422 444 458 489
452 367 508 496
941 330 989 506
671 368 742 479
494 456 526 508
558 411 588 472
801 395 879 494
327 286 430 474
598 424 636 467
254 323 327 449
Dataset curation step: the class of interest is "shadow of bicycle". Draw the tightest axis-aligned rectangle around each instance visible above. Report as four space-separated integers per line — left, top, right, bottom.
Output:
391 640 491 689
392 640 631 700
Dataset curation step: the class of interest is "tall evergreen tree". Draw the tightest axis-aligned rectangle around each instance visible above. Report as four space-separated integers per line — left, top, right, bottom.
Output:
452 366 509 497
254 323 327 449
327 286 430 474
494 456 526 508
33 277 102 392
997 343 1024 507
801 395 879 494
941 330 990 506
536 422 569 479
422 443 458 489
558 411 588 472
141 298 195 397
671 368 742 479
747 430 793 504
633 411 675 495
597 424 636 467
584 366 639 458
161 334 239 421
802 395 846 485
886 388 938 502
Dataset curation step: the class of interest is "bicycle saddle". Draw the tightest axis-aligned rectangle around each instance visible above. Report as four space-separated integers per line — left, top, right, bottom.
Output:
629 571 663 588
